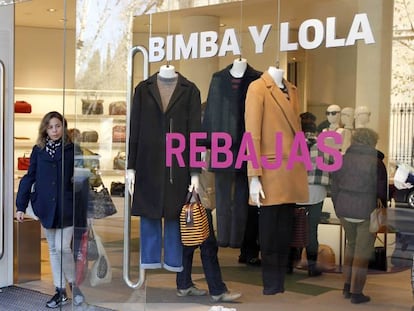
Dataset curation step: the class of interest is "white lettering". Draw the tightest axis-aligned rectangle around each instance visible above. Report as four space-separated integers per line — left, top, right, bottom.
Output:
218 28 240 56
200 31 218 58
299 19 324 49
345 13 375 45
147 13 375 62
149 37 165 62
280 22 298 51
248 24 272 53
175 33 198 60
326 17 345 47
166 35 173 61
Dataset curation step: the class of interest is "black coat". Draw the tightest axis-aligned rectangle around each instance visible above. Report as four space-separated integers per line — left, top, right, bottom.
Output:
202 64 262 171
128 73 201 220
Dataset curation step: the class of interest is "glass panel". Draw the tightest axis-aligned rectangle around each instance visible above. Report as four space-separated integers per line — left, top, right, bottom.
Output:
13 0 413 310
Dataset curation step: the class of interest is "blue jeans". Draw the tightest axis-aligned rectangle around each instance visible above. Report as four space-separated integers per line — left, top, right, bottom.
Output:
140 217 183 272
214 171 249 247
176 210 227 296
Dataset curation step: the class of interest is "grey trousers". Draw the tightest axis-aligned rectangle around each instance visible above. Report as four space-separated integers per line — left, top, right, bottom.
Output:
340 218 376 294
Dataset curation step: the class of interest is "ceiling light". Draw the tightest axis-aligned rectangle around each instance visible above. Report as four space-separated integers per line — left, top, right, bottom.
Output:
47 8 57 13
219 23 226 27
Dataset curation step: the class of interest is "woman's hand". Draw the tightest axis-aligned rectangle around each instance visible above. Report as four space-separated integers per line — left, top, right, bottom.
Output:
16 211 25 222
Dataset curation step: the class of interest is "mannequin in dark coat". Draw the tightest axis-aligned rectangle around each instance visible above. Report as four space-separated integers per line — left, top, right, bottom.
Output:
202 60 261 249
128 69 201 271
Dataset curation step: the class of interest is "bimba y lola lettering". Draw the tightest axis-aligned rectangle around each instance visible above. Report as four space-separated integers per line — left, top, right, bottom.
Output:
166 131 343 172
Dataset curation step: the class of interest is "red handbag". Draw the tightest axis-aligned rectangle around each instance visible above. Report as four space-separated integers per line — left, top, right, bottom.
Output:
14 101 32 113
17 154 30 170
75 231 88 286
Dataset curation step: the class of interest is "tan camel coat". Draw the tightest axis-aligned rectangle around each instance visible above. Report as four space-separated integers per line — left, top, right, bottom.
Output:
245 71 309 206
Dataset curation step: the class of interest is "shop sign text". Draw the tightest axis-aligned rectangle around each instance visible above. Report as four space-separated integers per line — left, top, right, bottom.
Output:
149 13 374 62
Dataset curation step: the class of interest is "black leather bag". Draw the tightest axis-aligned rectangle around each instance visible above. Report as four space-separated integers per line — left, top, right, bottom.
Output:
369 246 387 271
88 186 117 219
110 182 125 197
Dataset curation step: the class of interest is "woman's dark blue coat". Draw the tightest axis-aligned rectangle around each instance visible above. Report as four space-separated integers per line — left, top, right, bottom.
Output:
16 143 75 229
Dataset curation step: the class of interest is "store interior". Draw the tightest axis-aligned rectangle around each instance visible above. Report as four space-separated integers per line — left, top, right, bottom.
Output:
8 0 414 310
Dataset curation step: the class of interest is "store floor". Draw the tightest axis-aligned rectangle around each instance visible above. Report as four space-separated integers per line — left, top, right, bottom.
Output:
15 202 414 311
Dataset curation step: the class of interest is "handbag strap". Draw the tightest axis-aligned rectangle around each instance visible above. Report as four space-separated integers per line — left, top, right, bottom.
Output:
185 189 201 205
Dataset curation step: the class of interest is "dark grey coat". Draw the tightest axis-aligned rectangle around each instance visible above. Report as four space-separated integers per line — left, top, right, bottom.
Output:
202 64 261 171
128 72 201 220
331 144 388 220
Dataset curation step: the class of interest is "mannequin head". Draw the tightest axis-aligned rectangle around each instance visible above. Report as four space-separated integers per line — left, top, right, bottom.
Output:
354 106 371 128
341 107 355 129
325 104 341 129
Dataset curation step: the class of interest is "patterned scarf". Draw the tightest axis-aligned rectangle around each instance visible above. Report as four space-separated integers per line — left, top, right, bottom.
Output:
45 137 62 158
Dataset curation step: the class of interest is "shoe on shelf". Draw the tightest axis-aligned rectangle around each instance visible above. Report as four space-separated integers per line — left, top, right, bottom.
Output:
211 291 242 302
177 286 207 297
351 293 371 304
46 288 69 308
72 286 85 306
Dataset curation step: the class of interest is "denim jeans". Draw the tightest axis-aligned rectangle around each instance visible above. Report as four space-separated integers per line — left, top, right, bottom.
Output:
44 226 75 289
176 210 227 296
140 216 183 272
214 171 249 247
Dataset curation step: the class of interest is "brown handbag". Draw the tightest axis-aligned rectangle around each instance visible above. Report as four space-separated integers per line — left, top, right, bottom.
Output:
109 101 126 115
81 130 99 142
179 190 210 246
112 125 126 142
17 153 31 170
81 99 104 115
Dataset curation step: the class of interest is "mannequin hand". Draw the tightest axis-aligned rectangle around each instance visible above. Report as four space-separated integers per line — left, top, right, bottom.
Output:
126 169 136 196
249 177 265 207
16 211 24 222
189 173 199 192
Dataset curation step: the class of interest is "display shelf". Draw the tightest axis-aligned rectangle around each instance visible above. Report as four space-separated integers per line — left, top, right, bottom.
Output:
14 113 126 123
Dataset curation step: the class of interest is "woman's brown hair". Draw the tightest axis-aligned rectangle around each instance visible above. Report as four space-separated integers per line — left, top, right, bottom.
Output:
36 111 70 148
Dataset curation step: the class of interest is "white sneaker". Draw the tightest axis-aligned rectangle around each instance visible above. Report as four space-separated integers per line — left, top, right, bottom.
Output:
177 286 207 297
211 291 242 302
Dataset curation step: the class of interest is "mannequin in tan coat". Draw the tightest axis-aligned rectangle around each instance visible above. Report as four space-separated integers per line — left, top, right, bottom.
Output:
245 66 309 295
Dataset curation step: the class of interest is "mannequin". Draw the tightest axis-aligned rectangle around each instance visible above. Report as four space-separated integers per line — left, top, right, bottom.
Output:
337 107 354 153
202 60 261 250
127 69 201 272
354 106 371 128
324 104 342 131
267 66 284 88
229 57 247 78
158 64 178 79
245 67 308 295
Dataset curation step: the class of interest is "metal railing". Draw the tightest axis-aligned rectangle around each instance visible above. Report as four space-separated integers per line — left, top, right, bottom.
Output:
389 102 414 166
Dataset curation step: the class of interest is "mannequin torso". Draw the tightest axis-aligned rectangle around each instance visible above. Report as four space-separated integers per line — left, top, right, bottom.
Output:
229 58 247 78
158 64 177 79
267 66 284 88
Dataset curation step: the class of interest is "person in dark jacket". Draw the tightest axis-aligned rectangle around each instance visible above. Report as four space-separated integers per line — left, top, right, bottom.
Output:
331 127 388 304
16 111 83 308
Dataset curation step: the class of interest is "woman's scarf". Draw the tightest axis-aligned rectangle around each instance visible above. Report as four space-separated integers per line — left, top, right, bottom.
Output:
45 137 62 158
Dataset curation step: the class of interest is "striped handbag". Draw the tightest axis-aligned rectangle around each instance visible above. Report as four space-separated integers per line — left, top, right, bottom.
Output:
179 190 210 246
